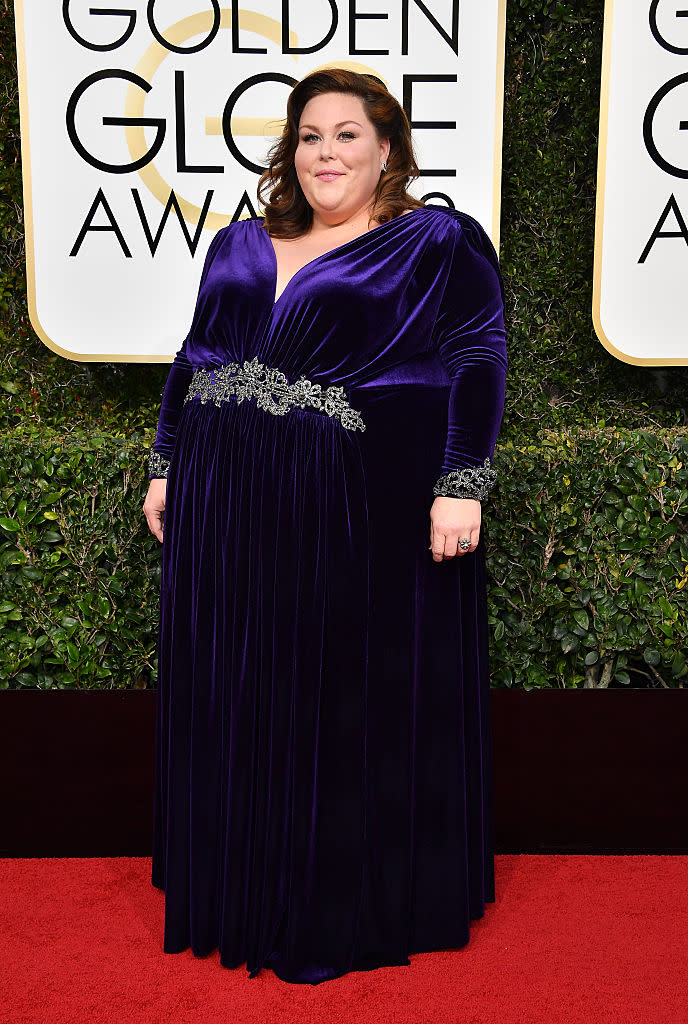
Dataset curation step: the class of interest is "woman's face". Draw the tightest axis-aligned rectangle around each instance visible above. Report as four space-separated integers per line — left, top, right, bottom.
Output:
294 92 390 224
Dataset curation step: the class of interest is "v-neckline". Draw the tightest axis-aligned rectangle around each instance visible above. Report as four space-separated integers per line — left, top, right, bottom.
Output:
259 208 425 308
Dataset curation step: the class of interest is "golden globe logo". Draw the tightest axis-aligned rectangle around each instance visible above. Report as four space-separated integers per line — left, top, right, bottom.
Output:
14 1 505 359
72 8 384 238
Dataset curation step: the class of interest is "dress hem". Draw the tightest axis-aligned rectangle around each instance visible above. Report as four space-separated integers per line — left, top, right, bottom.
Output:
151 873 495 986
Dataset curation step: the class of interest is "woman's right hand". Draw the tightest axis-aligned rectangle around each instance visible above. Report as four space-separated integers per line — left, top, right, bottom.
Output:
144 478 167 543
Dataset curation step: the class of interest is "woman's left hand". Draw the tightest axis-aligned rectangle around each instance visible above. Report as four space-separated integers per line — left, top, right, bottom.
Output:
428 496 481 561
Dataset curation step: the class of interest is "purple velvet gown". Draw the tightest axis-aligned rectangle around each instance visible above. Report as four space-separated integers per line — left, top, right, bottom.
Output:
148 203 507 985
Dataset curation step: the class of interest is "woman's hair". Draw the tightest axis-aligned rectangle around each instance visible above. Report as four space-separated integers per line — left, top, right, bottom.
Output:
256 69 425 238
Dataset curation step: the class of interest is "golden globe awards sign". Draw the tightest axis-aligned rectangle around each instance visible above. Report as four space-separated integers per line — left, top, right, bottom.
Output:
594 0 688 365
14 1 506 363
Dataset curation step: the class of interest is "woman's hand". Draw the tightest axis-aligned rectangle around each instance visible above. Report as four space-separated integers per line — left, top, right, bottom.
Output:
429 496 481 561
144 478 167 543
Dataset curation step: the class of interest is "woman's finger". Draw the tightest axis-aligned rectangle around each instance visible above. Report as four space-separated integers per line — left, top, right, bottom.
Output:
429 525 447 561
428 525 481 560
428 519 440 561
144 505 164 543
143 482 166 544
457 527 480 556
443 531 458 559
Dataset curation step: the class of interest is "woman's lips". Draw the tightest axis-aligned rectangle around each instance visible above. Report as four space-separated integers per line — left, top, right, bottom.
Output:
316 172 343 181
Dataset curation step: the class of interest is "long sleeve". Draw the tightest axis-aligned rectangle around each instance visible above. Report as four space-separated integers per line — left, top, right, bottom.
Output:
147 229 225 480
430 212 507 501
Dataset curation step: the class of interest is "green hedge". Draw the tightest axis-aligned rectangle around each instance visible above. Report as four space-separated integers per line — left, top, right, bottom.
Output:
488 428 688 689
1 426 686 690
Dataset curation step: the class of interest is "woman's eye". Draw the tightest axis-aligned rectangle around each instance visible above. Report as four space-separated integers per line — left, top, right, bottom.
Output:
301 132 356 142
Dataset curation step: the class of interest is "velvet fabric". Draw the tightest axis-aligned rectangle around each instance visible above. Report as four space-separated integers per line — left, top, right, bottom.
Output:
149 204 508 985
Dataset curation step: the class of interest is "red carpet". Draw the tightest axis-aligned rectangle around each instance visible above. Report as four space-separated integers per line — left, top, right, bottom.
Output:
1 855 686 1023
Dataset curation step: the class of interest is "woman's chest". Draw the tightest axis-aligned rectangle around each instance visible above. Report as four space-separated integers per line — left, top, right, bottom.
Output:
269 231 375 304
188 219 446 378
207 226 435 324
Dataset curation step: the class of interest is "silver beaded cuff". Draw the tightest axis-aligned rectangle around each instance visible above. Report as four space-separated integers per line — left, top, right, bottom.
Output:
432 457 497 501
183 356 366 432
147 448 170 479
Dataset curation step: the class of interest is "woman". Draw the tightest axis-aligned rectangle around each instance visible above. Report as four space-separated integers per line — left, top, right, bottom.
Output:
143 68 507 986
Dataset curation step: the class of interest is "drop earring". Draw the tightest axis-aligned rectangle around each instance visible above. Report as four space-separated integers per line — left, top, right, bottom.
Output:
381 160 387 172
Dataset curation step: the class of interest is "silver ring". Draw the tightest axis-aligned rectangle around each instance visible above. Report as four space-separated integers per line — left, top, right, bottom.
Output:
459 537 471 550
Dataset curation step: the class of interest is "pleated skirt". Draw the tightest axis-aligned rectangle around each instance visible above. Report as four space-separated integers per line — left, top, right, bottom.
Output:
151 383 495 985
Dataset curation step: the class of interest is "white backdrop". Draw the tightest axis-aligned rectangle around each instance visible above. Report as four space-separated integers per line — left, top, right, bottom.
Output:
15 0 506 362
594 0 688 365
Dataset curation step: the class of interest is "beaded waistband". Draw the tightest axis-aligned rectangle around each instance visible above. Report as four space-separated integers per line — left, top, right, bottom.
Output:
183 357 366 432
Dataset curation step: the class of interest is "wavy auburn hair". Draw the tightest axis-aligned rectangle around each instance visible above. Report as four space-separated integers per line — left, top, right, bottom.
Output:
256 69 425 239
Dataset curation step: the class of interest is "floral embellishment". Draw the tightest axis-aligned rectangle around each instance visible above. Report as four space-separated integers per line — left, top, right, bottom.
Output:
147 448 171 479
432 457 497 501
183 357 366 432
